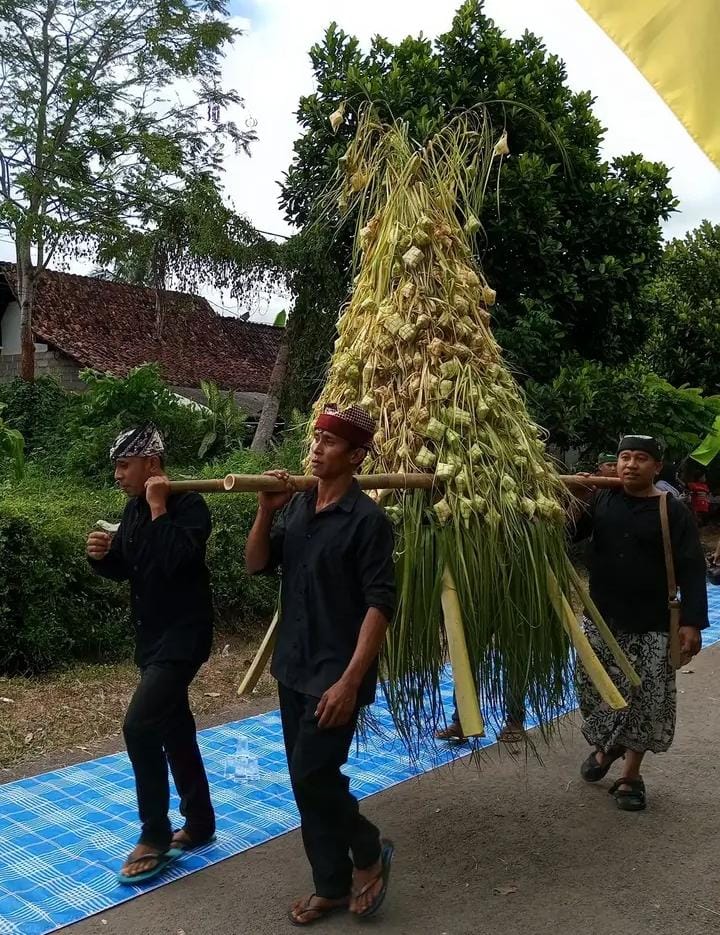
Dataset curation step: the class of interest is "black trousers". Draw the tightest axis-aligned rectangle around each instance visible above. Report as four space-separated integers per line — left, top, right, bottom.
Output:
123 661 215 850
279 683 381 899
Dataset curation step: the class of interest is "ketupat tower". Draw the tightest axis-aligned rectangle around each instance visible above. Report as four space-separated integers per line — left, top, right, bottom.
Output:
312 108 630 746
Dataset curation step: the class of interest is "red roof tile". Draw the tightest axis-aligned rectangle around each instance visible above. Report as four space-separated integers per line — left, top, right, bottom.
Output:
0 263 282 394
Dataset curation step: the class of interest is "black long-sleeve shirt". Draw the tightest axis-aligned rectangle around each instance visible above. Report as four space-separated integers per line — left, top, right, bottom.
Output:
89 492 214 666
574 488 708 634
263 481 396 706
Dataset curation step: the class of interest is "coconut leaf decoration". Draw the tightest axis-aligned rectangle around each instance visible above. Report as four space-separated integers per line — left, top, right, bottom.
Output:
311 108 628 747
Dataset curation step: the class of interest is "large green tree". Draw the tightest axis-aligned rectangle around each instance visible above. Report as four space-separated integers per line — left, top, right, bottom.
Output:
280 0 676 410
645 220 720 395
0 0 253 380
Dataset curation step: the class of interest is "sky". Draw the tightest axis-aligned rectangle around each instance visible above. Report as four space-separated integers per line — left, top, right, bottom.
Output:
3 0 719 322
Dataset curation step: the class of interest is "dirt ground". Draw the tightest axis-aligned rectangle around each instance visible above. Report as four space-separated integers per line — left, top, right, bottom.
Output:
0 634 277 776
54 643 720 935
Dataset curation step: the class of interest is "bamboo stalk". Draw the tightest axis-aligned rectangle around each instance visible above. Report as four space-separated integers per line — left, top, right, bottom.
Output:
223 472 438 492
169 473 623 495
440 566 485 737
238 610 279 695
564 560 641 688
546 567 627 710
167 478 227 493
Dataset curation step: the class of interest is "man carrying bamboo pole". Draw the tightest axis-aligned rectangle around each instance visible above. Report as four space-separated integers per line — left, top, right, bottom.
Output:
245 404 396 925
575 435 707 811
86 425 216 882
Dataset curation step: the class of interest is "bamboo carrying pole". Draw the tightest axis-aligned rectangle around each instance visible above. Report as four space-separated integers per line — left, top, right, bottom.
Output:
170 473 622 494
440 566 485 737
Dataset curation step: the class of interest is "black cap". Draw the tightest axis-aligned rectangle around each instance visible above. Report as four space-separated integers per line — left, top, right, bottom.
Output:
617 435 663 461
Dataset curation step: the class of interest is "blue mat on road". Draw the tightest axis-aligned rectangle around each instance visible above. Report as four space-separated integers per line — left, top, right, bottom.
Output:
2 588 720 935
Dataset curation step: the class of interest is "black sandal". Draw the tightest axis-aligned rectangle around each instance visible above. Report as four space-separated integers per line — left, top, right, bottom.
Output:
580 746 625 783
609 777 646 811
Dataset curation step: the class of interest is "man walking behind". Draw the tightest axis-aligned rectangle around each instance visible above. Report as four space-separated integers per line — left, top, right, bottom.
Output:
246 404 396 925
86 424 216 882
576 435 707 810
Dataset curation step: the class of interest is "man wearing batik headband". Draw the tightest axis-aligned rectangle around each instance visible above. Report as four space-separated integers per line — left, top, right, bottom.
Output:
246 404 396 924
574 434 707 812
86 424 216 884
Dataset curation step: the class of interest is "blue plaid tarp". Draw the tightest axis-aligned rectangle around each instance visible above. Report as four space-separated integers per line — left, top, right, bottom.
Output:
1 587 719 935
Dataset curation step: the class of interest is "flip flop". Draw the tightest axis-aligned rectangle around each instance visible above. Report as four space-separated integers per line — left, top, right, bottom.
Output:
353 838 395 919
171 830 217 851
287 894 349 927
116 847 182 885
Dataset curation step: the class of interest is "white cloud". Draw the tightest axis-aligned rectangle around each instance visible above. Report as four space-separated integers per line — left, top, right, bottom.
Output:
3 0 718 322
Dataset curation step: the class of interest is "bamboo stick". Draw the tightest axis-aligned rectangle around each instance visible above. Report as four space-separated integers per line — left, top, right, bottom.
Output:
238 610 279 695
564 560 641 688
168 478 227 493
169 473 623 495
440 566 485 738
546 567 627 710
223 472 438 492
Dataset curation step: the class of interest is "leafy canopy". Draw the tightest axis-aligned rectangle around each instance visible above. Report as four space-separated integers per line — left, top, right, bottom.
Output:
0 0 253 270
279 0 676 410
645 221 720 396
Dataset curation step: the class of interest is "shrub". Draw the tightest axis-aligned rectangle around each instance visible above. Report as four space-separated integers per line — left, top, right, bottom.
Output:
526 359 720 462
0 432 304 673
0 478 130 673
63 364 211 479
0 376 69 457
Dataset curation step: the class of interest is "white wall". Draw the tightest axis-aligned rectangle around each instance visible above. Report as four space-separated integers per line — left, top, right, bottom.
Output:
0 300 47 354
0 300 20 355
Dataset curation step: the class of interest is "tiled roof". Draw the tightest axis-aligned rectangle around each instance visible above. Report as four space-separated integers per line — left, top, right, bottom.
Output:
0 263 282 394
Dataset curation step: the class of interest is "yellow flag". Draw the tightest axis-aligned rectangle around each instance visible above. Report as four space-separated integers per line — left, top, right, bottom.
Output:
577 0 720 169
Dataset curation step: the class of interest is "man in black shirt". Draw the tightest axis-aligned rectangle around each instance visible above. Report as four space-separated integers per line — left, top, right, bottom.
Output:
575 435 707 811
87 424 215 882
246 404 396 925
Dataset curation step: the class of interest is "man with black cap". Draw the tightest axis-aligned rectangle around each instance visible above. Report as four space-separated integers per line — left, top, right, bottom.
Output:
594 452 618 478
575 434 708 811
86 424 216 882
246 404 396 925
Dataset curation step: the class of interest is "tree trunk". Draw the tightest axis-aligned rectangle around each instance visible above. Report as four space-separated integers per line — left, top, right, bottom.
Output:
17 246 37 382
250 327 290 452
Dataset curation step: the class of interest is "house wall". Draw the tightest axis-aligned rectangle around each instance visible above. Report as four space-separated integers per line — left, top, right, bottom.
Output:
0 351 85 391
0 300 48 355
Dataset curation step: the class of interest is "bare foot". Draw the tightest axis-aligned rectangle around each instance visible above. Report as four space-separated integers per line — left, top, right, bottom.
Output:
171 829 193 850
288 894 348 925
120 843 167 878
170 828 215 850
349 859 383 915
